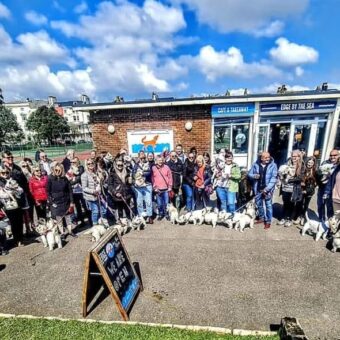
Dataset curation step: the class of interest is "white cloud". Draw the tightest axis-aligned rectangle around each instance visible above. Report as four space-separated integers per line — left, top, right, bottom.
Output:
253 20 284 38
191 45 282 81
295 66 304 77
74 1 88 14
172 0 308 36
0 2 10 18
270 37 318 66
0 65 95 101
51 0 188 97
25 10 48 25
0 28 74 67
256 82 310 94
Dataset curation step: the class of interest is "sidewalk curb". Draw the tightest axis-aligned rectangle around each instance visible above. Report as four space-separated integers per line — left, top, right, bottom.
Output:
0 313 277 337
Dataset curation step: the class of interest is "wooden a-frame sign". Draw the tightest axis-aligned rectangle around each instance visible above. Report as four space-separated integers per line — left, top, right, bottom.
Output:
82 229 142 320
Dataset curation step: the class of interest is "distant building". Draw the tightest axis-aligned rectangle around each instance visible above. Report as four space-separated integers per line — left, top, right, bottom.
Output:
4 99 47 141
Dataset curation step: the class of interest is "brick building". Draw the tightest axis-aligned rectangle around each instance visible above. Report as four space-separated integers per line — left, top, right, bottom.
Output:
75 89 340 168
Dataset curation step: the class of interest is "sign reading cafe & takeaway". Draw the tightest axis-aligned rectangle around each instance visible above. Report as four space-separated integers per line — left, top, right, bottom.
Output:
211 103 255 118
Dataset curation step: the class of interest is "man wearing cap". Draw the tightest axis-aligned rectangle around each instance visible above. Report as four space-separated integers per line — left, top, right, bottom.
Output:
248 152 278 229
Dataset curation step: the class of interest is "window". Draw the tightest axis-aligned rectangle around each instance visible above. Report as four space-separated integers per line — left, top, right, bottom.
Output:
73 116 77 122
214 122 249 154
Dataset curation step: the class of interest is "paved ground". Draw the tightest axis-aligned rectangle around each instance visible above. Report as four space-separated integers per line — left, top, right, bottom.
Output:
0 197 340 340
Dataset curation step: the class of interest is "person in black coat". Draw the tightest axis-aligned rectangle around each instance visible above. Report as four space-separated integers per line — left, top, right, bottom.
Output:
47 163 76 237
108 158 133 219
182 152 196 211
166 151 183 207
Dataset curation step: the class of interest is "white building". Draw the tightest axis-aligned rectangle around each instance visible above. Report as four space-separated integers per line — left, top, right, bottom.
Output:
4 99 47 141
53 94 92 142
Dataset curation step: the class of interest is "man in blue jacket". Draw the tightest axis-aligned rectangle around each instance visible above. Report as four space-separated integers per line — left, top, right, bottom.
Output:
248 152 278 229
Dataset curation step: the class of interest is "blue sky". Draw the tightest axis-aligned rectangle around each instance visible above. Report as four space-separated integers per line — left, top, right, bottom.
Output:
0 0 339 102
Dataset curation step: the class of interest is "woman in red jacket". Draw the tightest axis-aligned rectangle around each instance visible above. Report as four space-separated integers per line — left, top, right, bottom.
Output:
29 166 48 220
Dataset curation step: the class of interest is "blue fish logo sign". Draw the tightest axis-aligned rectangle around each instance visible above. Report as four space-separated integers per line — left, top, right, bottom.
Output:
105 242 115 259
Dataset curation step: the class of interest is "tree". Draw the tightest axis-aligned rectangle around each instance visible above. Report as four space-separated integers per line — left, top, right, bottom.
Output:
0 106 24 146
26 105 70 144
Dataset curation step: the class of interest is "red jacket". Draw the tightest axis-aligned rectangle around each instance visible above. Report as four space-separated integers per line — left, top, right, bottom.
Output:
29 176 48 202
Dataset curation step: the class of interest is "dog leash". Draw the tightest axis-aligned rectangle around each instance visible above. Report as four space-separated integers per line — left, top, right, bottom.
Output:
224 193 262 220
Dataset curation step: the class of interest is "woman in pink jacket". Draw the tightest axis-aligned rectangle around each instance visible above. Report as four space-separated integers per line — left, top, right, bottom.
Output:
151 155 173 221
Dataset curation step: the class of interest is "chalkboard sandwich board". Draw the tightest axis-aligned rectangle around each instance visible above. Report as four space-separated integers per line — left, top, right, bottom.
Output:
82 228 142 320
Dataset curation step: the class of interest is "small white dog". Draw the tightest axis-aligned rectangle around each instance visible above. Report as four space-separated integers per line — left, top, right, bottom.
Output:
301 212 328 241
112 218 132 235
204 207 219 228
84 224 107 242
176 215 187 225
131 215 146 231
328 213 340 252
184 208 206 225
167 203 179 225
36 219 62 250
234 202 256 232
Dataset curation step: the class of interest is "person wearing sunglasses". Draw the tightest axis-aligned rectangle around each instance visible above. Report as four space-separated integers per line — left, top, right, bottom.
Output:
0 166 24 247
166 151 184 208
317 149 340 221
29 167 48 220
108 158 133 220
182 153 196 211
47 163 76 237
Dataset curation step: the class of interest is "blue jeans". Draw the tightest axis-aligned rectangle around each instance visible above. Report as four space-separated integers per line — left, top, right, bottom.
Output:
156 190 169 217
133 185 153 217
255 193 273 223
317 187 333 221
182 184 194 211
216 187 236 213
86 200 106 225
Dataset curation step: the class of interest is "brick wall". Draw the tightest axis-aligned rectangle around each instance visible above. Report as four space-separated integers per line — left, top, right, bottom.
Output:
90 104 212 156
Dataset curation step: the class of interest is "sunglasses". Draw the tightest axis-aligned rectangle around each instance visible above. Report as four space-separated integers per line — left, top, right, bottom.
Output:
87 162 94 165
4 156 13 159
21 165 28 168
330 154 338 157
0 171 9 175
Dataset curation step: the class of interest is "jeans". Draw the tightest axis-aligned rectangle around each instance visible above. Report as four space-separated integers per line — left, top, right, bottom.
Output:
317 187 333 221
86 200 106 225
216 187 236 213
182 184 194 211
156 190 169 217
255 193 273 223
134 185 153 217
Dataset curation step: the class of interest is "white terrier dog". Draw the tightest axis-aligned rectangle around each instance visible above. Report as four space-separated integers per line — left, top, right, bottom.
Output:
131 215 146 231
84 224 107 242
167 203 179 225
204 207 219 228
184 208 206 225
301 212 328 241
35 219 62 250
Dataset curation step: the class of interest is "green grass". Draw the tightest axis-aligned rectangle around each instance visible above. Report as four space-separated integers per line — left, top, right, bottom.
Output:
0 318 278 340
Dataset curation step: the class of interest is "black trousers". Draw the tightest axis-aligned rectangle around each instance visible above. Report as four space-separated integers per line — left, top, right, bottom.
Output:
35 201 47 220
282 192 302 221
6 208 24 243
73 193 89 223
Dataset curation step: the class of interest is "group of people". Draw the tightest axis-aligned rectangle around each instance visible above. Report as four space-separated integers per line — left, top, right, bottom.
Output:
0 143 340 254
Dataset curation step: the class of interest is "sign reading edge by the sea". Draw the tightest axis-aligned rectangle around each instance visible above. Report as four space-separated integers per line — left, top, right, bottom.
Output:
212 103 255 118
127 129 173 155
260 100 337 113
82 229 142 320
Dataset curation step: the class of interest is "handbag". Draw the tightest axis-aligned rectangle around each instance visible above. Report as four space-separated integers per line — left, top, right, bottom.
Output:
204 184 214 196
291 183 303 203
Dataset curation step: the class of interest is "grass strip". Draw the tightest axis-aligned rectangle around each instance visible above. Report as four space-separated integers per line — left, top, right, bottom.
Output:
0 317 278 340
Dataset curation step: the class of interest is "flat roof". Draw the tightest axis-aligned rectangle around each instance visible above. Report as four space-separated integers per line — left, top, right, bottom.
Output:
73 89 340 111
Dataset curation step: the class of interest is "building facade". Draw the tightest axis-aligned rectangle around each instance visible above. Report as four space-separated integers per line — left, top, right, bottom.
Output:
75 90 340 167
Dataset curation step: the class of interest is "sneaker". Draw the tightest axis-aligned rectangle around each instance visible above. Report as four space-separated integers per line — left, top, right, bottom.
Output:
284 220 292 227
264 223 271 230
293 217 301 225
277 219 286 225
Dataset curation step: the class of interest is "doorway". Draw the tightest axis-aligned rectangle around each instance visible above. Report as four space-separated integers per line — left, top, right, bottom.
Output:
268 123 290 167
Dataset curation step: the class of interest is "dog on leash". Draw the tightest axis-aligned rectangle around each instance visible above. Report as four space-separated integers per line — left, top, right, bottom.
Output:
131 215 146 231
234 202 256 232
35 218 62 250
83 224 107 242
184 208 206 225
204 207 219 228
328 212 340 252
167 203 179 225
301 212 328 241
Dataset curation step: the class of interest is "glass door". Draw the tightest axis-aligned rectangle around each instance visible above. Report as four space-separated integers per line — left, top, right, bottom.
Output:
256 124 270 155
268 123 290 167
